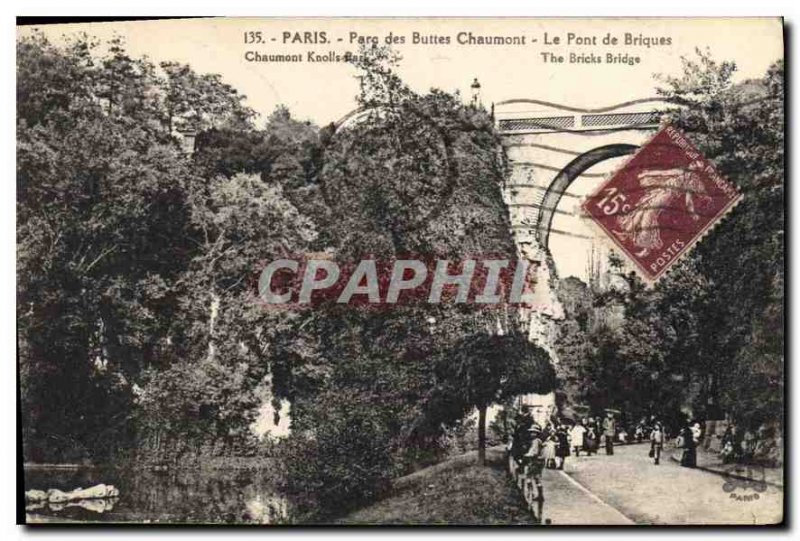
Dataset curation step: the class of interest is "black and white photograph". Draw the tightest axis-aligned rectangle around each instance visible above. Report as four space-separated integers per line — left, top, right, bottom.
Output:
15 16 785 526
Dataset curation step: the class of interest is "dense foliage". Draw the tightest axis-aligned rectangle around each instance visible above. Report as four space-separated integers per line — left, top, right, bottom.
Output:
18 36 555 520
555 51 784 444
270 48 554 519
18 32 782 522
17 33 314 462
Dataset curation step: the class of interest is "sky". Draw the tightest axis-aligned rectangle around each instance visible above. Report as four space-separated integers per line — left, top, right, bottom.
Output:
19 18 783 126
19 18 784 281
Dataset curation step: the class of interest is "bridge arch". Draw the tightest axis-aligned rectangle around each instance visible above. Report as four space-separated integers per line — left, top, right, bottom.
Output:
333 97 670 258
537 144 637 248
334 107 370 132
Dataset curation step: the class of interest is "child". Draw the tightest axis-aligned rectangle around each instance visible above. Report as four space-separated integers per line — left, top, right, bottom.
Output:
569 422 586 457
543 434 558 469
720 440 736 464
650 422 665 465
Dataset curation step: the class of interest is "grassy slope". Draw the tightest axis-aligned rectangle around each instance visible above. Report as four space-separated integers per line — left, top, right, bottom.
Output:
337 448 534 525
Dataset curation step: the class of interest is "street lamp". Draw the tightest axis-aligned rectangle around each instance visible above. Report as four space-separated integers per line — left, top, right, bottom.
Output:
470 77 482 107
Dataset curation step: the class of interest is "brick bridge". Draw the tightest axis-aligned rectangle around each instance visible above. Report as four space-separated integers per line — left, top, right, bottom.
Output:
494 97 669 252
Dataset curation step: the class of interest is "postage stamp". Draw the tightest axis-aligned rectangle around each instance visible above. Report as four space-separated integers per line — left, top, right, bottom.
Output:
581 125 743 283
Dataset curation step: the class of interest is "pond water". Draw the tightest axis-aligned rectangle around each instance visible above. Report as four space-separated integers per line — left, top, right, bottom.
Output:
24 465 292 524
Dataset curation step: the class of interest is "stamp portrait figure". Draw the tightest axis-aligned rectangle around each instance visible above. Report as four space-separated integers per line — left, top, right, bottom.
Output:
613 161 711 257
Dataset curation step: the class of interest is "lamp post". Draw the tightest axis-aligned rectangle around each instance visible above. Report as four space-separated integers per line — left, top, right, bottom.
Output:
470 77 482 108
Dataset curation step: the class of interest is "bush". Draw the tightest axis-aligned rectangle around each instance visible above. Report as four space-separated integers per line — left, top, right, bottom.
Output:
281 392 395 521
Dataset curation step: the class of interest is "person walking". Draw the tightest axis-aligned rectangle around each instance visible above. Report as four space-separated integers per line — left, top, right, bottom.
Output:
543 434 558 469
569 421 586 457
555 424 570 469
603 411 616 456
691 421 703 447
650 422 665 465
679 424 697 468
523 425 546 502
585 422 598 456
510 409 534 476
742 428 757 463
720 423 738 464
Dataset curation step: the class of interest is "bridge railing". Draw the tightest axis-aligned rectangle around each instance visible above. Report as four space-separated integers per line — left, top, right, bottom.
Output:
497 110 661 134
494 97 671 135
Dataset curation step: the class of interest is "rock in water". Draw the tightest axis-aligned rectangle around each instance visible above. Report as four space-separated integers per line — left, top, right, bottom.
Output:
25 489 48 502
44 483 120 503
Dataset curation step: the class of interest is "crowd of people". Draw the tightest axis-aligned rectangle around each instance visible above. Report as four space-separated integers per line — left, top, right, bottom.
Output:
507 404 783 506
719 422 782 466
508 409 708 501
508 410 623 502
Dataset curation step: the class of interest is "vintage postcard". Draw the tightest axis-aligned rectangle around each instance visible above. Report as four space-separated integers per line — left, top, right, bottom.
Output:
17 17 784 525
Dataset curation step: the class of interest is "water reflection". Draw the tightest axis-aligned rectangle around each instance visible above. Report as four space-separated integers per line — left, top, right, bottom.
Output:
24 465 290 524
28 497 120 514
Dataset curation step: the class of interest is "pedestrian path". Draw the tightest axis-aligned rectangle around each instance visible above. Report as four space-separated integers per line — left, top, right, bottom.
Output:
566 443 782 524
670 447 783 488
507 449 634 525
536 468 634 525
508 442 783 525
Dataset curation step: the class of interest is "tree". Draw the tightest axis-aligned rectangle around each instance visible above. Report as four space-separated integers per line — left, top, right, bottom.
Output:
554 51 783 443
192 105 330 236
658 51 784 430
133 173 316 458
18 33 195 460
17 33 294 462
271 46 534 515
159 60 255 133
455 334 554 465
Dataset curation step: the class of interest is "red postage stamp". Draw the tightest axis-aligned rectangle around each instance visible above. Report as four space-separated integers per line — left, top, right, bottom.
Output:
581 125 743 283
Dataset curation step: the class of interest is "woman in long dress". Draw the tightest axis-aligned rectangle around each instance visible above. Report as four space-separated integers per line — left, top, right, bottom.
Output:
680 425 697 468
584 424 598 456
555 425 570 470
